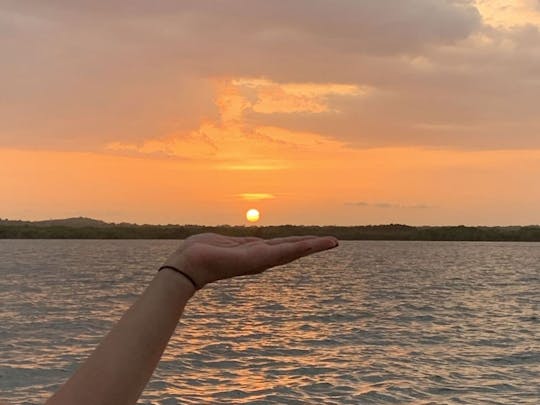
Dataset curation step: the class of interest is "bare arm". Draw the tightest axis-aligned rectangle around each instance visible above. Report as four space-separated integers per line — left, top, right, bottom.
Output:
45 269 193 405
45 234 338 405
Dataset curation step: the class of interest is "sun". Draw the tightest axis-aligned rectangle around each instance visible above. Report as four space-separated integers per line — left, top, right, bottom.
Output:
246 208 260 223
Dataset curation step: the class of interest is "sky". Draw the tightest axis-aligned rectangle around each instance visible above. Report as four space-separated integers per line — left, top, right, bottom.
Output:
1 0 539 226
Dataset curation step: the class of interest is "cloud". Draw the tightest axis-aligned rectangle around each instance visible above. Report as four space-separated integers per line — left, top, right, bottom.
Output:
237 193 276 201
232 78 365 114
0 0 538 151
105 78 353 169
244 22 540 149
476 0 540 27
4 1 481 54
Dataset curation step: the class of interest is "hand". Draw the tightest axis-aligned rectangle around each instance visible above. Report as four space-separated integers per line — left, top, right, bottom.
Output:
162 233 339 289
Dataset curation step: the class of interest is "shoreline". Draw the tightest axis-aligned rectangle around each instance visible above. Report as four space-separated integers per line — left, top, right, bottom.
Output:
1 220 540 242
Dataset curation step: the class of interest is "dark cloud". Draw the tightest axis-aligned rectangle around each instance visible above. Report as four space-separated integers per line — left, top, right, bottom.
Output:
179 0 481 55
244 23 540 149
2 0 481 54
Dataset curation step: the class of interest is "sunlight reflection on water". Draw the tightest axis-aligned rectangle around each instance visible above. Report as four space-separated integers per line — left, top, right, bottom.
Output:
0 240 539 404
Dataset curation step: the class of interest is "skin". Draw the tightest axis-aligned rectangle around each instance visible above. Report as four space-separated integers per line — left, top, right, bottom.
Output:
39 233 339 405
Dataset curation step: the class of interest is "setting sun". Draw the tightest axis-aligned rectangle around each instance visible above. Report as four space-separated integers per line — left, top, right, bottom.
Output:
246 209 260 223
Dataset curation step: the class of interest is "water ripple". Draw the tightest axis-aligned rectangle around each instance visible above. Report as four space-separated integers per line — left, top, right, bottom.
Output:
1 240 539 404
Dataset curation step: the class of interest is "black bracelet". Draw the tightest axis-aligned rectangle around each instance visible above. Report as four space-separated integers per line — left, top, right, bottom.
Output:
158 265 198 290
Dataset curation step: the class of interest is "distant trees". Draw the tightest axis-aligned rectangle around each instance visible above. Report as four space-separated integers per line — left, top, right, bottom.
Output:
1 221 539 241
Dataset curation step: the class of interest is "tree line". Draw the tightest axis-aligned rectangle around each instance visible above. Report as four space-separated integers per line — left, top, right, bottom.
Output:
1 222 539 241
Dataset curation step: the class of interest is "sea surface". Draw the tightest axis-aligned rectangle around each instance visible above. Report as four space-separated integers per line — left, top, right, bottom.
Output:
0 240 539 404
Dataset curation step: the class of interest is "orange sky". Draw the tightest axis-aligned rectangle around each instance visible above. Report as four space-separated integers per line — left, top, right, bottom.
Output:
1 1 539 225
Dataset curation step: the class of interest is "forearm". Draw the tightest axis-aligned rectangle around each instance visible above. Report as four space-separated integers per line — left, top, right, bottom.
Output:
46 269 195 405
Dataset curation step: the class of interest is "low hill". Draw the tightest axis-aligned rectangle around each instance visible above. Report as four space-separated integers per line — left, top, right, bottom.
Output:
0 217 110 228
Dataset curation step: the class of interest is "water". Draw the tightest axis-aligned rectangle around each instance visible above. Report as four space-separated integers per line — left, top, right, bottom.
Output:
0 240 539 404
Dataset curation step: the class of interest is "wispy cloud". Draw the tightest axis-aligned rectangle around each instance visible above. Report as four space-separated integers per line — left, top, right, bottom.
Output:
237 193 276 201
232 78 366 114
104 78 354 170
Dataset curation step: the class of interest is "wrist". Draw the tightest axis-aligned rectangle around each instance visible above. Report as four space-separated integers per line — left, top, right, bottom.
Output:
162 250 208 289
155 267 197 297
158 265 199 290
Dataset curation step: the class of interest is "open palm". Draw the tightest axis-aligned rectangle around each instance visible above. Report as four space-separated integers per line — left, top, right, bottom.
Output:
163 233 339 289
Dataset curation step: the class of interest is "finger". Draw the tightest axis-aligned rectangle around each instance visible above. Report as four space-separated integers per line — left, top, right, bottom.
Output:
229 236 264 243
265 235 319 245
254 237 338 269
273 237 338 266
210 235 263 247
